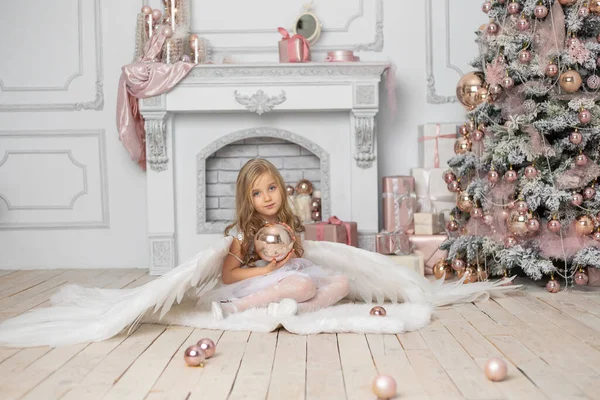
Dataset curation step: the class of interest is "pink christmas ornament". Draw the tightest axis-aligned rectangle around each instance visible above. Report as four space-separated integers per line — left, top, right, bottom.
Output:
141 5 152 15
484 358 508 381
546 278 560 293
472 129 485 141
518 50 532 64
579 6 590 17
181 54 191 62
587 75 600 89
593 230 600 241
443 170 457 184
162 26 173 38
371 375 397 400
516 201 528 215
578 109 592 124
534 4 549 18
184 345 206 367
504 169 518 182
527 218 540 232
452 259 466 271
487 169 500 183
524 165 538 179
567 37 580 47
151 8 162 21
575 153 588 167
487 22 499 35
489 84 502 95
574 269 589 285
471 207 484 218
571 193 583 206
446 219 459 231
583 186 596 199
547 219 562 233
517 17 530 31
448 181 461 192
501 76 514 88
569 130 583 145
482 1 492 13
197 338 216 358
546 64 558 77
504 235 518 247
507 2 521 14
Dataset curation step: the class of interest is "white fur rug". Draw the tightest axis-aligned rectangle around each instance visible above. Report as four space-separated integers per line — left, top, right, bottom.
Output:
141 299 434 334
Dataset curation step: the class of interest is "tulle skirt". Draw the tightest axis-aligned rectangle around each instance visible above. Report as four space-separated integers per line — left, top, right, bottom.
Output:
200 258 333 303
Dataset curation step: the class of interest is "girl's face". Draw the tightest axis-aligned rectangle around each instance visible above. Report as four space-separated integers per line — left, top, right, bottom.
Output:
251 172 282 222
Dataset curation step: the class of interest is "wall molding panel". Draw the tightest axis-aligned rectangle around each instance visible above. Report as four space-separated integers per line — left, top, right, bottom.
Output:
0 130 110 229
0 0 104 111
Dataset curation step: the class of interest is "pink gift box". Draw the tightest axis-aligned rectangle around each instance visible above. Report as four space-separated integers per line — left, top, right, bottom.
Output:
305 216 358 247
408 234 448 275
278 27 310 63
376 232 411 255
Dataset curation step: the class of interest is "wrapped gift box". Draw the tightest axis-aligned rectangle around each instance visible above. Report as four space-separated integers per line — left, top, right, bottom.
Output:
376 232 412 255
278 28 310 63
414 213 445 235
386 254 424 276
411 167 456 222
408 234 448 275
588 267 600 286
305 216 357 246
381 176 417 234
419 123 460 169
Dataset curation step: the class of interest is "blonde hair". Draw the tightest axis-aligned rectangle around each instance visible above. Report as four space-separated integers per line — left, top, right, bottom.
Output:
225 158 305 265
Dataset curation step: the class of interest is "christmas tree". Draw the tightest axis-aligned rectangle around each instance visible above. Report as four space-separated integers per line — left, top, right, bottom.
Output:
441 0 600 291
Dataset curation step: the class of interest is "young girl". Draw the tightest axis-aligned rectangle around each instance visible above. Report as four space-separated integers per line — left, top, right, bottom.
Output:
207 158 350 320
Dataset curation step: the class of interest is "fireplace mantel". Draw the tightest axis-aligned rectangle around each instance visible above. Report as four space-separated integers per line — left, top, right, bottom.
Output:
140 62 389 274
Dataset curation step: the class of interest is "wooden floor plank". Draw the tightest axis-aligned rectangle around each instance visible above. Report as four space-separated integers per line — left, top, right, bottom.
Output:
228 331 278 400
420 320 504 400
60 324 166 400
146 329 223 400
404 348 463 399
267 330 306 400
305 333 346 400
366 334 426 399
188 331 251 400
102 325 193 400
337 333 378 400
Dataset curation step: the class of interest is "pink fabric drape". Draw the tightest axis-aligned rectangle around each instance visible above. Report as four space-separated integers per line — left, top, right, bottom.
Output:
117 29 194 170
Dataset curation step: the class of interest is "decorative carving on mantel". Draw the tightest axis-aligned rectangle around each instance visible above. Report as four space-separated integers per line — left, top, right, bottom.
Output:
186 65 388 81
149 234 175 274
355 85 376 106
145 117 168 172
353 114 376 169
234 90 286 115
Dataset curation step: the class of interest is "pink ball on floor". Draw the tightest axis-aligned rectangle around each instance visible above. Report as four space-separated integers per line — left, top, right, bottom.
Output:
484 357 507 381
197 338 216 358
184 345 206 367
372 375 397 399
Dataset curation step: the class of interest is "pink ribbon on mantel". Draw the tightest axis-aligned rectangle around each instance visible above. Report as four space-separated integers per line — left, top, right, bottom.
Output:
316 216 352 246
418 124 456 168
278 27 310 62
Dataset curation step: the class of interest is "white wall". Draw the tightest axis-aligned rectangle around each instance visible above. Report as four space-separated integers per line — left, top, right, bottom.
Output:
0 0 486 269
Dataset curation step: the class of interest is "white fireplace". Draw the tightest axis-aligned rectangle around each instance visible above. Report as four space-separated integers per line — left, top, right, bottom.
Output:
140 62 388 275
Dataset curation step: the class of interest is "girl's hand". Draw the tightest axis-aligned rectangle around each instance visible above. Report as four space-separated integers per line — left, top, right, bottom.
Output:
266 251 293 273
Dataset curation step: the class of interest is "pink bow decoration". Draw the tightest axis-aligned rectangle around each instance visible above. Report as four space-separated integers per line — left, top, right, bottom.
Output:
316 216 352 246
418 124 456 168
278 27 310 62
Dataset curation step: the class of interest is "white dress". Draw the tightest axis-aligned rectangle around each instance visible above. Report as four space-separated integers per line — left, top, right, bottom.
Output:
200 230 335 303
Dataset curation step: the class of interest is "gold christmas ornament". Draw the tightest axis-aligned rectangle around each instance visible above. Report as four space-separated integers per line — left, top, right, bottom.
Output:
475 87 490 104
433 259 453 280
590 0 600 14
456 71 486 110
574 215 595 236
507 210 529 236
559 70 583 93
454 136 473 155
462 266 478 284
456 191 474 212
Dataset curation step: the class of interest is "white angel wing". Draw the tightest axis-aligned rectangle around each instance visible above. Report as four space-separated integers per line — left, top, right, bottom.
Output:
303 240 520 306
0 236 232 348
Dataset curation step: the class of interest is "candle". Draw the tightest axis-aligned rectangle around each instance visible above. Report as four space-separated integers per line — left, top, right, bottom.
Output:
170 0 176 32
166 41 171 64
194 38 199 63
147 14 153 38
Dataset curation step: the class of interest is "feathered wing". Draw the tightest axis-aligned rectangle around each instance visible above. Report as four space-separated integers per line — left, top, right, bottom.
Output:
303 240 520 306
0 237 233 348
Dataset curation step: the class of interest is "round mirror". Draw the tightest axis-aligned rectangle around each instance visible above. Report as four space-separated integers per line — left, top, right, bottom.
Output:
293 12 321 44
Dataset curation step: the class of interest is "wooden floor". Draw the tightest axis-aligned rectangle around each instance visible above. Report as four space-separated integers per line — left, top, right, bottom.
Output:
0 269 599 400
